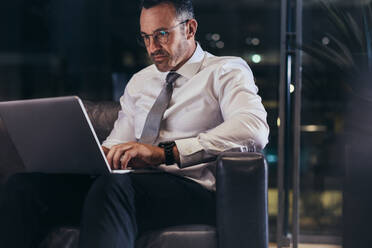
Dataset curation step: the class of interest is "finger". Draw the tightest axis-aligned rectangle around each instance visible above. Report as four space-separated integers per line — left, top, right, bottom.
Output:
102 146 110 156
113 149 125 170
115 144 135 169
120 151 132 169
108 144 134 169
106 146 118 169
120 149 138 169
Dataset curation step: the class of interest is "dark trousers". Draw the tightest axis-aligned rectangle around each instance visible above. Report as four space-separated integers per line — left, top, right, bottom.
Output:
0 172 215 248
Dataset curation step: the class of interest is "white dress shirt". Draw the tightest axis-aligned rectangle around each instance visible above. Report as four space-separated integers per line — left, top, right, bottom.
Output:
102 43 269 191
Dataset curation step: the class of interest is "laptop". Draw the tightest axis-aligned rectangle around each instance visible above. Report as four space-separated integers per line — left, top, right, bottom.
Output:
0 96 130 175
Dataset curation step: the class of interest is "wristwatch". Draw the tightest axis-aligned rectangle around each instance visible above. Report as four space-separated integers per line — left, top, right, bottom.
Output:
158 141 176 165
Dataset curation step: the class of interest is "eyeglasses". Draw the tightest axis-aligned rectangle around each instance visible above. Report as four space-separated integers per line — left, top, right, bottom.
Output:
138 20 189 47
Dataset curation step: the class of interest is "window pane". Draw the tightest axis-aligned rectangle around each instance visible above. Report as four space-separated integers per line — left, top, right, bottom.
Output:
300 0 371 241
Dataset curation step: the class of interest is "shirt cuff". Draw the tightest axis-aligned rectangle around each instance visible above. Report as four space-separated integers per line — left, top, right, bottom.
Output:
101 139 121 149
175 137 215 168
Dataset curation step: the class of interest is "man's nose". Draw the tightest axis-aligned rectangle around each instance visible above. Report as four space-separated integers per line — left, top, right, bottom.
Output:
147 36 161 53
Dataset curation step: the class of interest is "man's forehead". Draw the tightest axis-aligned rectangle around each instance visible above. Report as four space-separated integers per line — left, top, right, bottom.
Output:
140 3 178 33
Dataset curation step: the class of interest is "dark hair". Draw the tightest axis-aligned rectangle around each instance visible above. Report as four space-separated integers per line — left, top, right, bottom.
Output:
140 0 195 20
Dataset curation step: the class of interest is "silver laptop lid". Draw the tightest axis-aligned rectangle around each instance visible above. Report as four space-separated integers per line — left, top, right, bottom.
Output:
0 96 112 175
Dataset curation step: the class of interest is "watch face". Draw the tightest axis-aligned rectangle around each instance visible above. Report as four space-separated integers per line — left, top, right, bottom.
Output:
159 141 175 148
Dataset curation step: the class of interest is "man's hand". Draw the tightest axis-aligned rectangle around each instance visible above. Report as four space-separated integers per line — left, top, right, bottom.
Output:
105 142 165 170
102 146 110 156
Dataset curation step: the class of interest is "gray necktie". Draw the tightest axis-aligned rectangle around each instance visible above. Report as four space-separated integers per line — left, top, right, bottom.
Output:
139 72 180 144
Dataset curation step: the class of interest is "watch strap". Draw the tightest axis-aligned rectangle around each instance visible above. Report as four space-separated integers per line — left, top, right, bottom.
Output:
158 141 176 165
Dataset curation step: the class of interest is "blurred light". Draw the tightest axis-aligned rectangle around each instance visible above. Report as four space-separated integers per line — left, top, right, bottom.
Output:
266 154 277 163
277 117 280 127
310 154 318 164
251 37 260 46
301 125 327 132
245 37 251 45
290 83 295 93
122 52 135 67
251 54 261 63
322 36 330 45
263 101 278 108
211 33 220 41
216 41 225 49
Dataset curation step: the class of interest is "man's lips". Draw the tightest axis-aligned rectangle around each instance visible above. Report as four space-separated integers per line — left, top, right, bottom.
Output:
152 55 167 61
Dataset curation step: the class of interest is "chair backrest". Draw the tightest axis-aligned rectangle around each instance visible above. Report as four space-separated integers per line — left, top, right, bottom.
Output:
82 101 120 143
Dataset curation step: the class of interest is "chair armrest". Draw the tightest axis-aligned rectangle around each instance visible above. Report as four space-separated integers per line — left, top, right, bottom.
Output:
216 152 268 248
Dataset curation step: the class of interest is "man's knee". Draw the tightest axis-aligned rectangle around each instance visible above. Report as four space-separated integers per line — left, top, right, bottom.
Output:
87 174 134 203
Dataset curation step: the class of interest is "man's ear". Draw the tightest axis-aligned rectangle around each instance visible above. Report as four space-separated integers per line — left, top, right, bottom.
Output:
186 19 198 40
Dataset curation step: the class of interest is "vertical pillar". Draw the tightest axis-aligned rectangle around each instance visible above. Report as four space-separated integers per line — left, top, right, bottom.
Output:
277 0 302 247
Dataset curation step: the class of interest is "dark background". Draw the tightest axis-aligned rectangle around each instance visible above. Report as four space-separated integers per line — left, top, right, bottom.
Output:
2 0 368 244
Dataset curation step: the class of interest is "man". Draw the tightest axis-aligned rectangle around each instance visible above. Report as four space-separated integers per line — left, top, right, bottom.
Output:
0 0 269 247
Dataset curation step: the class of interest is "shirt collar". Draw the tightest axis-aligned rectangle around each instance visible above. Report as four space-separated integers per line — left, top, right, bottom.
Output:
175 42 205 80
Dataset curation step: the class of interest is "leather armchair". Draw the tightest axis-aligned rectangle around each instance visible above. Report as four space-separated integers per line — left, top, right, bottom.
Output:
0 100 268 248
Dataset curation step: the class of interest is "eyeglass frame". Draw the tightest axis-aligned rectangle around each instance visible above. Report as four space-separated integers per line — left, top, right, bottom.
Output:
137 19 189 47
